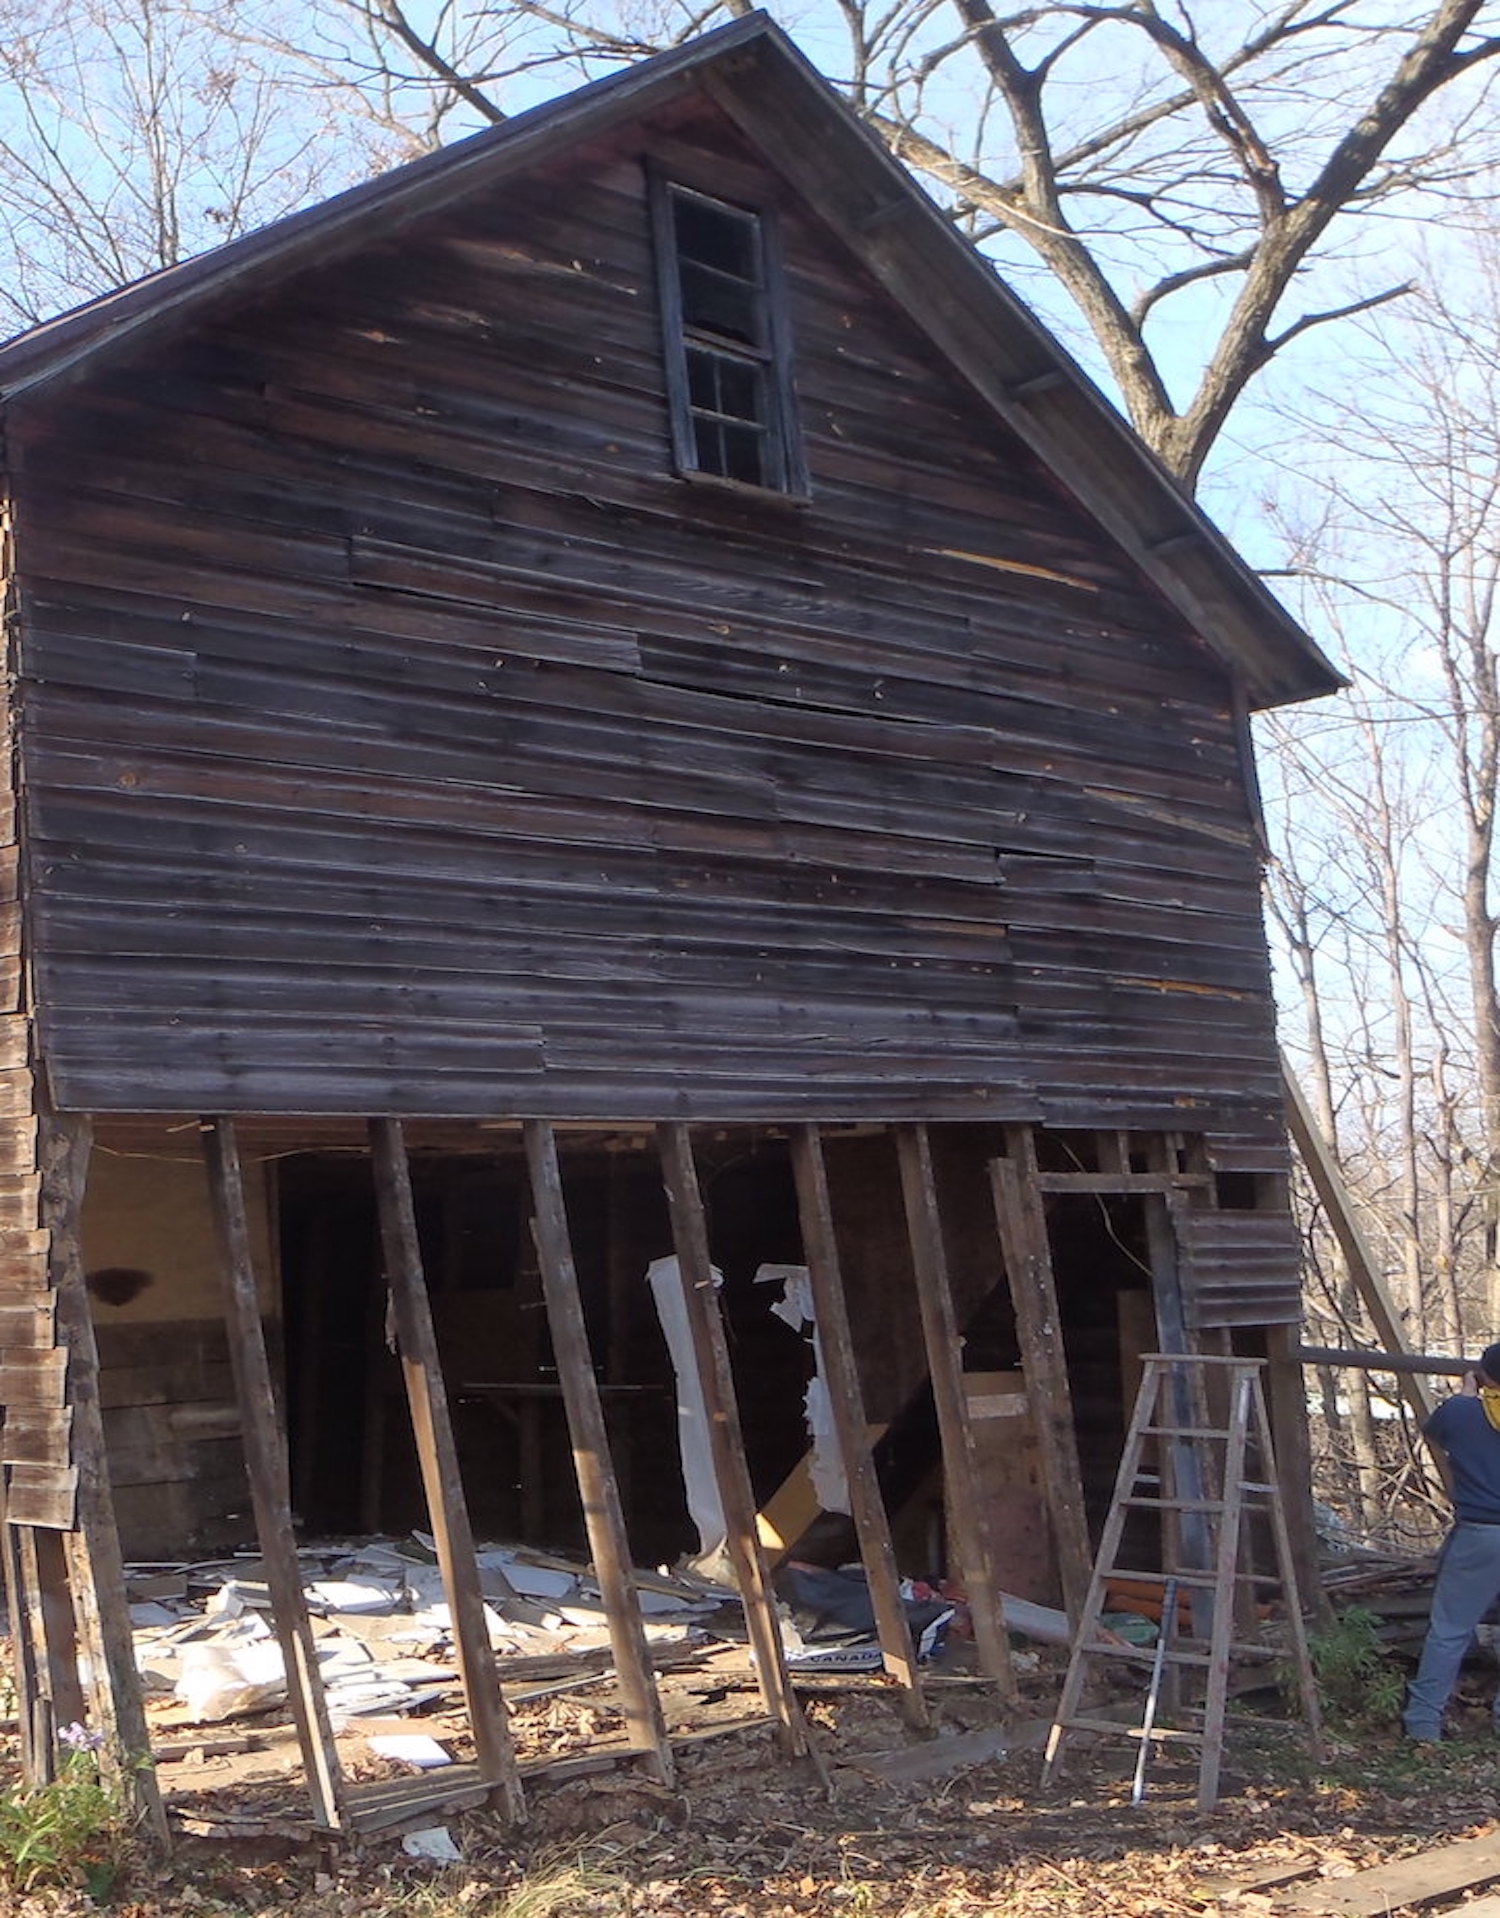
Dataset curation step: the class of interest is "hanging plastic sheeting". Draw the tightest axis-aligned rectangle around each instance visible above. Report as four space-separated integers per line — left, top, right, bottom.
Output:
645 1255 727 1558
758 1263 849 1515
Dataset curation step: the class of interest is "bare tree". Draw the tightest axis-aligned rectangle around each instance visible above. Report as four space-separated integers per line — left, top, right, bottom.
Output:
0 0 401 330
287 0 1500 487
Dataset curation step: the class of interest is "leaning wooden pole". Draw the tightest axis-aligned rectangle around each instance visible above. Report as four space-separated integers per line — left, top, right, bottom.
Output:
202 1117 344 1832
1281 1060 1436 1428
39 1109 168 1839
369 1118 524 1821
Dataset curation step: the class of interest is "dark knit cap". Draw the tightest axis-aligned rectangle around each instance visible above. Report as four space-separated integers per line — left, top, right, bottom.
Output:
1479 1343 1500 1383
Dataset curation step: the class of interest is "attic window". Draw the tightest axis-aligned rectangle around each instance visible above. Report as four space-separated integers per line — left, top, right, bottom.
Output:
650 176 805 494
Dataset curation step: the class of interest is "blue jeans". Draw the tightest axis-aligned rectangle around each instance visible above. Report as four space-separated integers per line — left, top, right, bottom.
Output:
1404 1521 1500 1738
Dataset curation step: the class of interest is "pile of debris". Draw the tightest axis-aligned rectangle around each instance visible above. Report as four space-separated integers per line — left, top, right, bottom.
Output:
127 1537 733 1736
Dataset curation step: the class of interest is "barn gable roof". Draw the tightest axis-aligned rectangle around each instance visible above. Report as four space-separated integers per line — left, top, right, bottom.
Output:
0 12 1341 709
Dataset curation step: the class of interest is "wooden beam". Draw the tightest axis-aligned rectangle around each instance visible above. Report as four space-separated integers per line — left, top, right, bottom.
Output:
1281 1063 1436 1427
788 1124 929 1729
202 1116 344 1832
39 1109 167 1838
656 1123 807 1755
522 1120 674 1783
988 1132 1092 1623
893 1124 1015 1700
1297 1344 1467 1377
368 1118 524 1821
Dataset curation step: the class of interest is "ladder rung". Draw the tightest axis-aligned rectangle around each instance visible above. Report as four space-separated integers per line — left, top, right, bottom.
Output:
1122 1496 1229 1511
1122 1490 1272 1511
1075 1640 1281 1668
1141 1425 1234 1439
1101 1567 1267 1588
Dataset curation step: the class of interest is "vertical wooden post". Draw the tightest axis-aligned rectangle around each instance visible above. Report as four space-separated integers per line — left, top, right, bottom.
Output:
1264 1321 1328 1623
789 1125 929 1729
39 1109 167 1838
367 1118 524 1819
522 1120 674 1783
988 1129 1092 1623
657 1123 807 1754
202 1116 343 1832
894 1125 1015 1699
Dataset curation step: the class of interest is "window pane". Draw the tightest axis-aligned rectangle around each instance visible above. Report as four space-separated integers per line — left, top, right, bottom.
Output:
693 414 766 486
673 195 757 279
679 261 759 345
716 356 762 422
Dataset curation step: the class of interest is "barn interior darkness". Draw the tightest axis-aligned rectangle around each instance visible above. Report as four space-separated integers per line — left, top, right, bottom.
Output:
277 1124 1162 1585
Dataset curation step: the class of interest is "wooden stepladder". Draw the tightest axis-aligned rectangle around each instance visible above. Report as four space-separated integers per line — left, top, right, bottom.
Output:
1043 1354 1323 1810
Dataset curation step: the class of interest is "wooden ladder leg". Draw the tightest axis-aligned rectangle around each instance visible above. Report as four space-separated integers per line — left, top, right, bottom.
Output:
790 1125 929 1731
1043 1360 1166 1784
368 1118 524 1821
1248 1374 1325 1760
523 1120 675 1784
202 1117 344 1832
1196 1366 1252 1812
656 1123 808 1758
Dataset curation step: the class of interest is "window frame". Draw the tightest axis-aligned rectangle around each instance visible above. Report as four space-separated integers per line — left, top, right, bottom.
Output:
647 167 808 499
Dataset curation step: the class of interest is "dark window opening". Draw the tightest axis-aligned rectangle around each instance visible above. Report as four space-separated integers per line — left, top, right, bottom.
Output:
650 174 805 494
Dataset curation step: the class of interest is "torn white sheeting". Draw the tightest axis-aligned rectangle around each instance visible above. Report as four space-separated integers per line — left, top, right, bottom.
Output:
306 1579 401 1615
759 1262 848 1515
176 1637 287 1723
370 1733 452 1770
646 1255 726 1558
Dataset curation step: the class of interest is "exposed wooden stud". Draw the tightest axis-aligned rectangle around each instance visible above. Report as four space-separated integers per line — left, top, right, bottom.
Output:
522 1119 675 1784
31 1528 84 1735
893 1124 1014 1699
657 1123 808 1754
368 1118 524 1820
1264 1322 1327 1624
201 1115 344 1832
988 1130 1092 1623
39 1108 167 1837
788 1124 929 1729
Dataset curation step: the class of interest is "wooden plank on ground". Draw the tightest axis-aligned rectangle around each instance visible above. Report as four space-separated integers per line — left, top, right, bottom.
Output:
1279 1831 1500 1914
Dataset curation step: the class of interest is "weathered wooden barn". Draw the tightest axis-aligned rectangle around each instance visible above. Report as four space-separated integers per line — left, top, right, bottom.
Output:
0 13 1340 1826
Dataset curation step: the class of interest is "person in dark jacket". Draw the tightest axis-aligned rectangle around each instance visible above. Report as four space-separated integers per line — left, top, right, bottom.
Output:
1404 1343 1500 1741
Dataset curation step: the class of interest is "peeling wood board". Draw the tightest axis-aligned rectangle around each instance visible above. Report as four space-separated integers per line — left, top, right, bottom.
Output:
0 1296 56 1346
3 1461 78 1528
0 1346 67 1406
1277 1831 1500 1914
0 1404 73 1465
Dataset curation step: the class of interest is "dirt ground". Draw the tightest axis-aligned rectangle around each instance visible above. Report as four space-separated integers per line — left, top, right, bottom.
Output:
10 1646 1500 1918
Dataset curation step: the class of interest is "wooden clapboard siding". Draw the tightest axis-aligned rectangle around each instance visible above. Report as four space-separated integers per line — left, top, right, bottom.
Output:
0 472 66 1527
9 102 1281 1158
